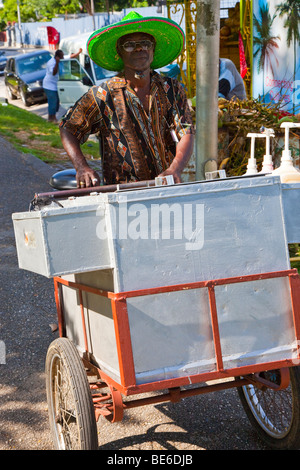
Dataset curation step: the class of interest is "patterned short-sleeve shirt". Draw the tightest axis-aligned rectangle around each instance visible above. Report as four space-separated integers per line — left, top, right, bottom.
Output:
60 71 194 184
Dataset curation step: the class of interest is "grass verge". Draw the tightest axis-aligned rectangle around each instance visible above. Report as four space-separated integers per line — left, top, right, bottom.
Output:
0 103 100 164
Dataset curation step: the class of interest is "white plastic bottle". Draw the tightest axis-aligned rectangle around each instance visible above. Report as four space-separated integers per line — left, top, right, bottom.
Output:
272 122 300 183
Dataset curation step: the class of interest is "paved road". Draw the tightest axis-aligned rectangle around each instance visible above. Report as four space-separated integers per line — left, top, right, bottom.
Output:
0 137 57 450
0 48 269 452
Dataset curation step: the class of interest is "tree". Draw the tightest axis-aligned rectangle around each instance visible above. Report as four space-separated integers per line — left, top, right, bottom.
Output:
253 3 280 99
276 0 300 113
0 0 156 26
0 0 84 23
0 0 20 23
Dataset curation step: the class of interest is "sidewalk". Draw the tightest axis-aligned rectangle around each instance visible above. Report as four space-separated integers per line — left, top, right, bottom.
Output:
0 132 100 449
0 135 57 449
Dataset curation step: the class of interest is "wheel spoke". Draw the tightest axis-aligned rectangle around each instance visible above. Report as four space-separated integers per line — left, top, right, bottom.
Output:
46 338 98 450
243 384 292 437
237 367 300 449
52 359 80 449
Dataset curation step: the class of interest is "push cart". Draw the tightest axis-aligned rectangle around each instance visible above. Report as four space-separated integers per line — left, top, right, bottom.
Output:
12 175 300 450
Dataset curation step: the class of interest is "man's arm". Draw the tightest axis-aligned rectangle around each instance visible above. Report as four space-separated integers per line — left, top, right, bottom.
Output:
52 56 60 76
70 48 83 59
60 127 100 187
158 78 195 183
158 132 194 183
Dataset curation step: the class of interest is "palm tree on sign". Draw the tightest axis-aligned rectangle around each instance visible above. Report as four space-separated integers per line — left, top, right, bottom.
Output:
276 0 300 114
253 3 280 100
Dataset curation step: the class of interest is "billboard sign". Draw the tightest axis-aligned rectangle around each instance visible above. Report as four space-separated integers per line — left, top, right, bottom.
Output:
252 0 300 114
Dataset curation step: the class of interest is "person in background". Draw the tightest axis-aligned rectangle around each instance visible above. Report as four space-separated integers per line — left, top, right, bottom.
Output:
11 22 16 46
5 22 12 47
59 11 194 188
43 48 82 122
219 58 246 101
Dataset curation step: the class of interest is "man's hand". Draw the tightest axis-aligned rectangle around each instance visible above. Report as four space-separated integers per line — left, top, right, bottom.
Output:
76 165 100 188
158 167 182 184
60 128 100 188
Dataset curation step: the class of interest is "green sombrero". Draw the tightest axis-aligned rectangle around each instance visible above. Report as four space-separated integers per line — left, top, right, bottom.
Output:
87 11 185 71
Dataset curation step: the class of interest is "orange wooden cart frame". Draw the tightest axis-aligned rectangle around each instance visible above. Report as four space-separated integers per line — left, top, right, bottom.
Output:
53 268 300 422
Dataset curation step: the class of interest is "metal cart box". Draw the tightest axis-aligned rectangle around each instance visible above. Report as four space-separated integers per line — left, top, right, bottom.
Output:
12 176 291 284
13 175 297 386
12 175 300 450
282 183 300 244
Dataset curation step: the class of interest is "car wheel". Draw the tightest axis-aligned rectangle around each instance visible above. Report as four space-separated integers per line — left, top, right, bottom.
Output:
6 85 16 100
20 88 30 107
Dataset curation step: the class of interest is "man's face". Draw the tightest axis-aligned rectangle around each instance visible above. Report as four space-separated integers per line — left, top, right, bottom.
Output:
117 32 155 72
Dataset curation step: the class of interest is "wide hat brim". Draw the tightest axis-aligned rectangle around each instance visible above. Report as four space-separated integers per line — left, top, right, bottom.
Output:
87 13 185 71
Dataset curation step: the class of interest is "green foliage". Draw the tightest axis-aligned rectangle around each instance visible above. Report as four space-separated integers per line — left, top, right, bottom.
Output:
0 0 20 22
212 97 300 177
276 0 300 47
290 244 300 274
0 0 156 23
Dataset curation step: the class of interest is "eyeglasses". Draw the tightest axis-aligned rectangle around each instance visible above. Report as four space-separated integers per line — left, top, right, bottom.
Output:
121 40 154 52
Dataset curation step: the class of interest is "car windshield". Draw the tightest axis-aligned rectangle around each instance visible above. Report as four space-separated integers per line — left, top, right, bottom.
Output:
16 52 52 75
94 63 115 81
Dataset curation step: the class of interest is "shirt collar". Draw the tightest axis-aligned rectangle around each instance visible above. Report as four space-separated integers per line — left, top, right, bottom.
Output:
107 70 166 90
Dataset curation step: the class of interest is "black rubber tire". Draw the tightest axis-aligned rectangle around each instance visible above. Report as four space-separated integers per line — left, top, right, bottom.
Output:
237 367 300 449
45 337 98 450
20 88 30 107
6 85 16 100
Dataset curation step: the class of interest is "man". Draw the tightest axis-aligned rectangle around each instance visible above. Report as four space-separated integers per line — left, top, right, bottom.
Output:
59 11 195 187
219 58 247 101
43 48 82 122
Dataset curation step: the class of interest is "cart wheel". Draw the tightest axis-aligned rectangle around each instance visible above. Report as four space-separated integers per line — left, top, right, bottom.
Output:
237 367 300 449
45 338 98 450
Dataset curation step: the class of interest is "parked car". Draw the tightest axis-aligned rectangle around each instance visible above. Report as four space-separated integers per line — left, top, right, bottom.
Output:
0 51 7 75
57 58 114 108
58 32 115 108
4 50 52 106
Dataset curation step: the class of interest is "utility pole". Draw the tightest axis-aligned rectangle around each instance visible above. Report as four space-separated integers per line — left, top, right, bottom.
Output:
195 0 220 180
90 0 95 30
16 0 24 46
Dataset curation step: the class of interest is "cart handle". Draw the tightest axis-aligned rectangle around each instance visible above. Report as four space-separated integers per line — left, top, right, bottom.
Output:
35 179 156 200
